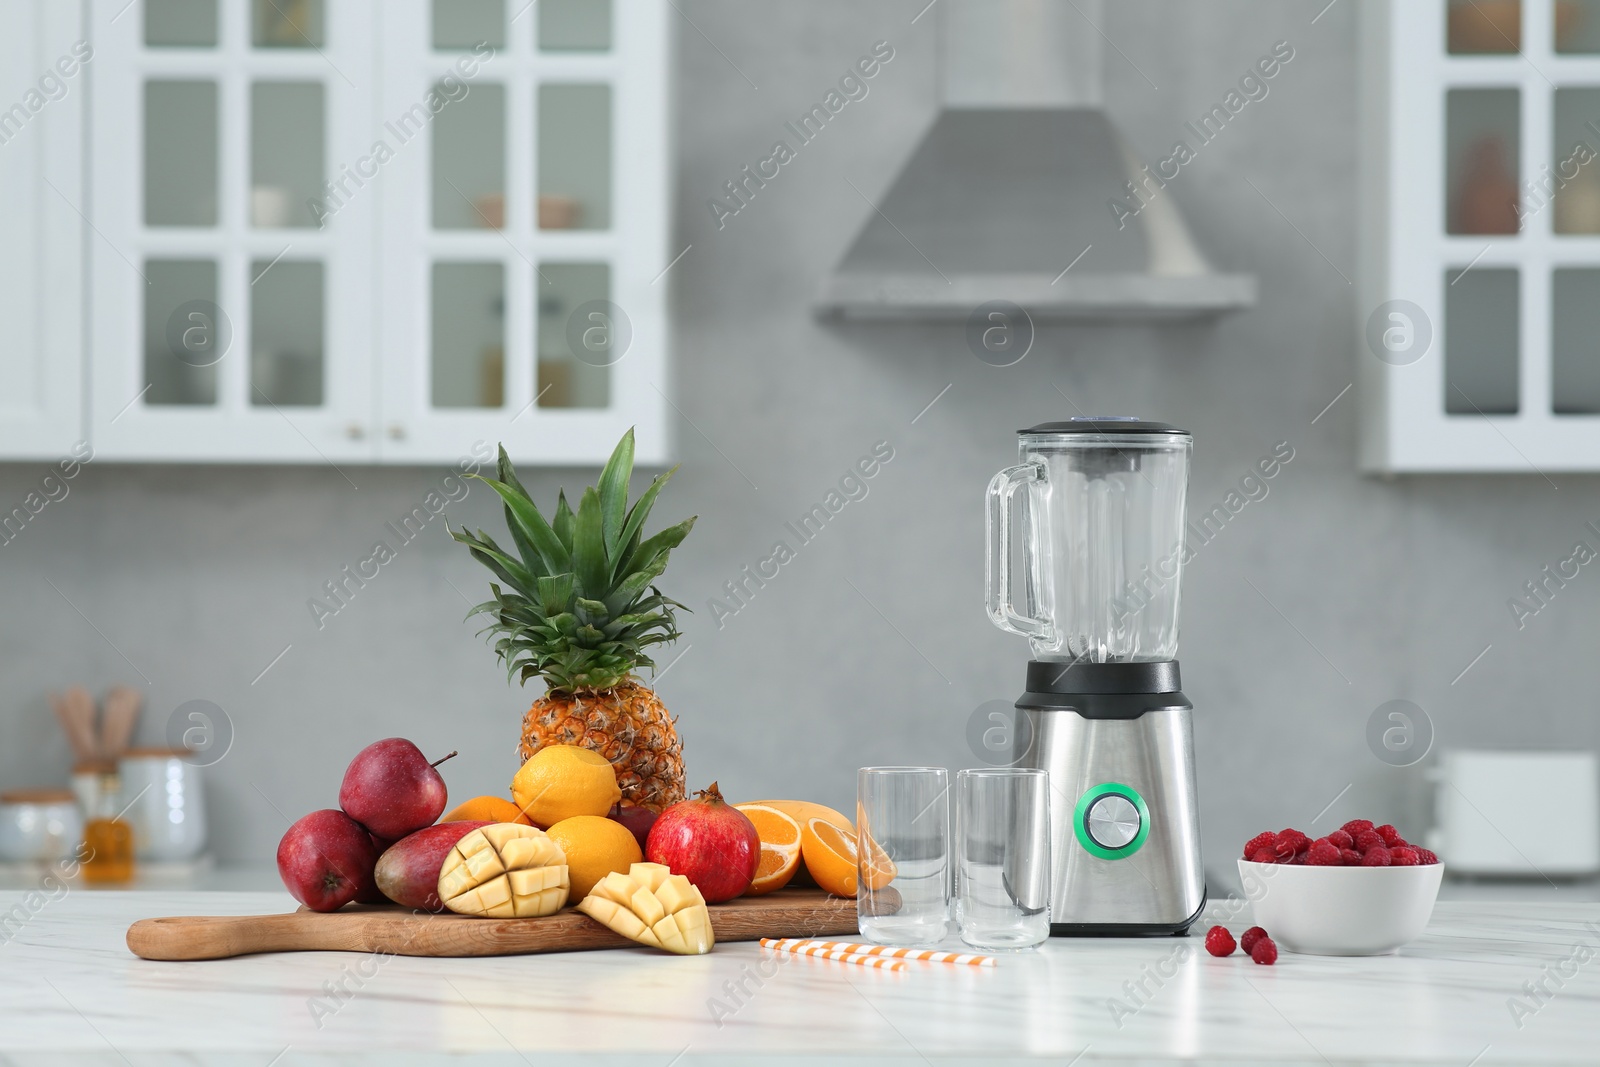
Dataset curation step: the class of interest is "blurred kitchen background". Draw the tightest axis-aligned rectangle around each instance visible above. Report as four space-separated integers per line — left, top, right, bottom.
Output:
1 0 1598 896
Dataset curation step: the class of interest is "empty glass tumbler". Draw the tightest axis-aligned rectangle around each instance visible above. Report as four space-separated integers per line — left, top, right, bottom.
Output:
856 766 951 947
956 768 1051 950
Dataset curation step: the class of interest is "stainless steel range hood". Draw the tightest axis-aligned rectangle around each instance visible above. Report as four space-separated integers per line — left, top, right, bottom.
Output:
815 0 1256 320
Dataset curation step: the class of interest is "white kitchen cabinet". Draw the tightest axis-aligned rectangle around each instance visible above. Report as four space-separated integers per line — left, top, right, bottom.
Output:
375 0 669 465
0 0 86 459
1361 0 1600 472
79 0 669 465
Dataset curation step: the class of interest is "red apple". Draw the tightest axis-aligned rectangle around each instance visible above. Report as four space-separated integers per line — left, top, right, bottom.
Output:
374 821 490 912
644 782 760 903
607 803 659 853
339 738 454 840
277 809 381 912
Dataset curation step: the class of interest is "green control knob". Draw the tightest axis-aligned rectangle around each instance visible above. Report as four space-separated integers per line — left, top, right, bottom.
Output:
1073 782 1150 860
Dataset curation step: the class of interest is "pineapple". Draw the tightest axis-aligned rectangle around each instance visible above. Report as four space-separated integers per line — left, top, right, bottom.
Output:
451 430 694 812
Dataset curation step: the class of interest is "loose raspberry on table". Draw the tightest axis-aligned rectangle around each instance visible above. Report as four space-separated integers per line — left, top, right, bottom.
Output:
1328 830 1354 851
1250 937 1278 965
1390 846 1420 866
1247 846 1279 864
1205 926 1237 957
1243 831 1277 859
1305 840 1343 865
1340 848 1362 865
1416 848 1440 865
1377 824 1405 848
1340 819 1375 838
1240 926 1269 954
1273 829 1311 860
1354 829 1386 853
1361 846 1392 866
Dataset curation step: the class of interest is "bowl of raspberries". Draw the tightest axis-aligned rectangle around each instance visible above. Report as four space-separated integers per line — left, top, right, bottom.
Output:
1236 820 1443 956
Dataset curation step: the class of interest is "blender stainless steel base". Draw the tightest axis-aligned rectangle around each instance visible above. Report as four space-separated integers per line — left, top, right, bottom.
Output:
1015 660 1205 935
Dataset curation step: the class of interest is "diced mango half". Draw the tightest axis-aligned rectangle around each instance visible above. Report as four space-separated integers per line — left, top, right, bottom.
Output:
576 863 713 955
439 823 570 918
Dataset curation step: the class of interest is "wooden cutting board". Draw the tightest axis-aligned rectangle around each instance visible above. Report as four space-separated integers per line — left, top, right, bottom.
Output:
126 888 859 961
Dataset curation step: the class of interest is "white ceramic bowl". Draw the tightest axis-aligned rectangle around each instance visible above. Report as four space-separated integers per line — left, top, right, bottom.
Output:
1237 859 1444 956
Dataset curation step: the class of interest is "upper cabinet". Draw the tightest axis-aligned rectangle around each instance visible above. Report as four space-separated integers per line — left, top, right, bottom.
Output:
0 1 86 459
1362 0 1600 472
57 0 670 465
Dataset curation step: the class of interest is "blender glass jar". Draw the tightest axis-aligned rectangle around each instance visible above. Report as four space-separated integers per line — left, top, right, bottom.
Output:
986 419 1192 662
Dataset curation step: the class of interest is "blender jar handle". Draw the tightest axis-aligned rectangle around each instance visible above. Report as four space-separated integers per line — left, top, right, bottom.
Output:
985 462 1052 640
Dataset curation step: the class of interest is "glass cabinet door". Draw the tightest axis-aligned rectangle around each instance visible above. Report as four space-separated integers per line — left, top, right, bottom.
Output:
91 0 375 461
88 0 666 465
377 0 669 465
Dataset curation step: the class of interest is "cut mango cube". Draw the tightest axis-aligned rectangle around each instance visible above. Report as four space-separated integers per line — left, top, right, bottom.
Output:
439 823 570 918
576 863 714 955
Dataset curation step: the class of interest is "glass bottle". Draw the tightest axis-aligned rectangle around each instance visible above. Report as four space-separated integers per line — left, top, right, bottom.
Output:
80 768 134 886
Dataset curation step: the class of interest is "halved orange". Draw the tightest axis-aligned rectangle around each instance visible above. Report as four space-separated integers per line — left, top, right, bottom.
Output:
748 799 851 829
800 816 897 897
736 803 803 896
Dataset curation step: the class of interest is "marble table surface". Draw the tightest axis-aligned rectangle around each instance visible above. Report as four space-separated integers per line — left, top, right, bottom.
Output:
2 890 1599 1065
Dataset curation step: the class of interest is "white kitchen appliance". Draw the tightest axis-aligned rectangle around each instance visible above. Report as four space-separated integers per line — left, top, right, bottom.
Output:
1431 750 1599 876
986 418 1204 934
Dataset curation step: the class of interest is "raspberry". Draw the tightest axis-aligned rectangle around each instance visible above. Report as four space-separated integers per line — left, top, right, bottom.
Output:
1391 847 1420 866
1361 846 1392 866
1250 936 1278 965
1377 824 1405 848
1328 830 1354 850
1416 847 1440 865
1240 926 1269 954
1247 846 1279 864
1305 840 1342 865
1340 849 1362 865
1204 926 1236 957
1243 831 1277 860
1354 830 1385 853
1273 829 1311 860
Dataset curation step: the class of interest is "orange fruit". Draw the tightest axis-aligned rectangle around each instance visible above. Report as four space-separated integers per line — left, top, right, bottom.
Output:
794 815 895 897
544 814 644 898
800 817 859 897
735 803 802 895
749 799 851 828
441 795 531 825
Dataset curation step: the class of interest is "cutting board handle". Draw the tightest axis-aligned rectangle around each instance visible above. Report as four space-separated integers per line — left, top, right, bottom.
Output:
128 913 352 961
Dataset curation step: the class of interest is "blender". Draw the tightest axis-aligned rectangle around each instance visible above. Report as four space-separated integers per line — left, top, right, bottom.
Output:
985 418 1204 935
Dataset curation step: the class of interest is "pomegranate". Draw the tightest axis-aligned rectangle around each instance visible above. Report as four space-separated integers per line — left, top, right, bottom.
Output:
645 782 760 903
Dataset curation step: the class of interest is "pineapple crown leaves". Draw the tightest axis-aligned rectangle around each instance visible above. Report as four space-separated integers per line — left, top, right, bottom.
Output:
448 430 697 694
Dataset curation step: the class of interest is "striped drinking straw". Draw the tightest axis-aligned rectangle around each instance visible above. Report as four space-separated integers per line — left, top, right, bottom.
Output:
760 937 996 967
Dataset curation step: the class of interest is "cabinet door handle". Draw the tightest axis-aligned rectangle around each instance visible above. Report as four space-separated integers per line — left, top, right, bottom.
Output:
345 422 366 440
387 424 407 441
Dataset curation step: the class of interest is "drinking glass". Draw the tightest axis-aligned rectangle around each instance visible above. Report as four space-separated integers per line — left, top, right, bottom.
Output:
856 766 950 947
956 767 1051 950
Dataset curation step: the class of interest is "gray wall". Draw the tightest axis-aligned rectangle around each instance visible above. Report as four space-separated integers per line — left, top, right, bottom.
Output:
3 1 1596 886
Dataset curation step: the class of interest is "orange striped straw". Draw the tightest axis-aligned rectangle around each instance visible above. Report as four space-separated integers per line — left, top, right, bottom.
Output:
766 941 907 970
761 937 995 967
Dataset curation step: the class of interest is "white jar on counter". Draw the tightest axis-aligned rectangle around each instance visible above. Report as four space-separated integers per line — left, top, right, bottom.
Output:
0 789 84 864
118 749 207 862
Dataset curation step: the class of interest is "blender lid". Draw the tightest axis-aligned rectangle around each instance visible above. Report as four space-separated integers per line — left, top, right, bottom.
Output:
1020 417 1190 436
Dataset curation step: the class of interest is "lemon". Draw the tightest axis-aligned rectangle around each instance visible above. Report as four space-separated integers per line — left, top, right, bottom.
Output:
511 745 622 828
545 814 645 898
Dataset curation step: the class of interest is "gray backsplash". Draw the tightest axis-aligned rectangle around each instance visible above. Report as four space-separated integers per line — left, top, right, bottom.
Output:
2 1 1596 883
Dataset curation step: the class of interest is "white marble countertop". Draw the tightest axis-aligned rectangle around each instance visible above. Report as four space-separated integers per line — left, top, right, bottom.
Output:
3 891 1599 1065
